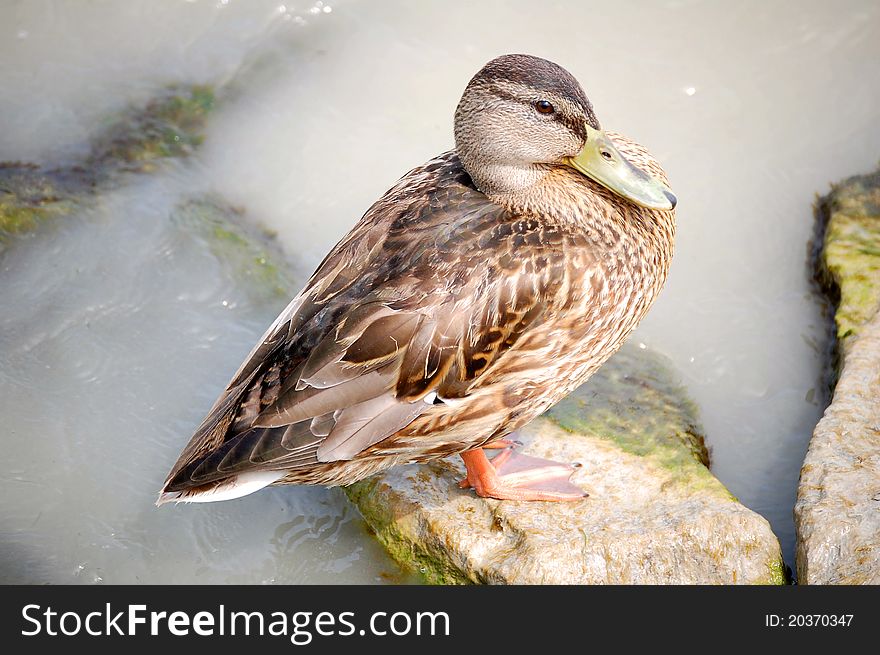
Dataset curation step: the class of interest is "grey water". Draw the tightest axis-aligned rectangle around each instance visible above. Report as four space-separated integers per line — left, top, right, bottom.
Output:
2 0 879 582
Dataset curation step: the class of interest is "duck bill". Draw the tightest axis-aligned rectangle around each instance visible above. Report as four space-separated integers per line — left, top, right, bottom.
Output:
567 125 676 210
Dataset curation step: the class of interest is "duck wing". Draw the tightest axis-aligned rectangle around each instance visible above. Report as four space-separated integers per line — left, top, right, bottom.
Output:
161 152 569 494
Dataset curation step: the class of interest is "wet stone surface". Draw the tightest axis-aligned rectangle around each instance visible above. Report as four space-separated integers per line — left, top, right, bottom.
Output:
795 167 880 584
347 345 785 585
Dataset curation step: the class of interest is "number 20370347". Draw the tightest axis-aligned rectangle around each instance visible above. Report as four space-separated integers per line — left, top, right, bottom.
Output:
765 615 853 628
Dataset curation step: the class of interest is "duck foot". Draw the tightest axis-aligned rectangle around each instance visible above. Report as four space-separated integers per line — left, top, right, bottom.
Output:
457 447 588 501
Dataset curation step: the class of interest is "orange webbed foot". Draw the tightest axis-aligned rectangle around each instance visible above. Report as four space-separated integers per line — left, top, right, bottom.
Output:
457 445 587 502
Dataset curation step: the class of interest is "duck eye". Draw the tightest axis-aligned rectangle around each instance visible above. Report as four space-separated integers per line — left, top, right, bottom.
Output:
535 100 555 115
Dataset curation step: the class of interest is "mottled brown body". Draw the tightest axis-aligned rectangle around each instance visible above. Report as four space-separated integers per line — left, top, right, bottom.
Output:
160 55 675 501
163 145 673 493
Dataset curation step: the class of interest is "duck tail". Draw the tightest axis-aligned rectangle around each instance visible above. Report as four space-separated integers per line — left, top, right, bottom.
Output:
155 470 285 507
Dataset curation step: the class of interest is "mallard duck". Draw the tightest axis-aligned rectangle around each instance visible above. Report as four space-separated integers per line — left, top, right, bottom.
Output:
158 54 676 505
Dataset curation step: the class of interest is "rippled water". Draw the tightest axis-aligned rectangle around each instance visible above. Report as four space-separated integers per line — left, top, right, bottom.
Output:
2 0 879 581
0 168 408 583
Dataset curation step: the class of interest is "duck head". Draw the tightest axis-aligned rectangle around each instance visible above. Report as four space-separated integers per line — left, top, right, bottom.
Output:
454 54 676 211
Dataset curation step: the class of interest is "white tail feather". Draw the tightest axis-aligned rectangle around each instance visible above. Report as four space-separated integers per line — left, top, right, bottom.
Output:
156 470 285 506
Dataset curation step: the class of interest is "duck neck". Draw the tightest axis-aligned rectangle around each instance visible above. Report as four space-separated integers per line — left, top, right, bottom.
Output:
465 161 591 220
474 162 675 257
456 149 552 199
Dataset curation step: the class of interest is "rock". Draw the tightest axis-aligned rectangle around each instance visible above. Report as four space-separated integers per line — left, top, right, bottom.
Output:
346 345 785 585
1 85 215 252
171 195 294 302
795 167 880 584
85 85 214 176
0 163 79 249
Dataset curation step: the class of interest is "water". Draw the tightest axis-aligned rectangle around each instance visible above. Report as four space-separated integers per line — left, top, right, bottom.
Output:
0 167 409 583
2 0 879 581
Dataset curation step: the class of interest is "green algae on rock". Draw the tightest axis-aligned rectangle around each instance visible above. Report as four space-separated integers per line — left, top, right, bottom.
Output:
546 346 711 481
86 85 214 175
795 165 880 584
0 163 78 247
813 167 880 354
1 85 215 252
171 195 295 301
346 344 784 585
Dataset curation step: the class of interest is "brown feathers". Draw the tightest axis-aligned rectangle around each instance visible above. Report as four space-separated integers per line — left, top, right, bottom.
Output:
161 147 674 495
160 56 676 500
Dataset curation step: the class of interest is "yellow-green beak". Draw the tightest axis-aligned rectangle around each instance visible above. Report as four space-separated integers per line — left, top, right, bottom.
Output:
566 125 676 210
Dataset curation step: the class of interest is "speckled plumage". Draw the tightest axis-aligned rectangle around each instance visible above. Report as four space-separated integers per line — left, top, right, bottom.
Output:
160 55 675 501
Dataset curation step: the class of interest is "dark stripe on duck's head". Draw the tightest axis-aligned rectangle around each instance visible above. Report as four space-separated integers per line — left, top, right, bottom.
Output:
487 83 589 141
473 54 600 130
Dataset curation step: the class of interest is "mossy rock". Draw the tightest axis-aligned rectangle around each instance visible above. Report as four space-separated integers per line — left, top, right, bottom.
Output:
0 164 79 246
346 344 784 585
546 345 712 482
86 85 215 175
1 85 215 252
815 167 880 354
796 165 880 584
171 195 295 301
